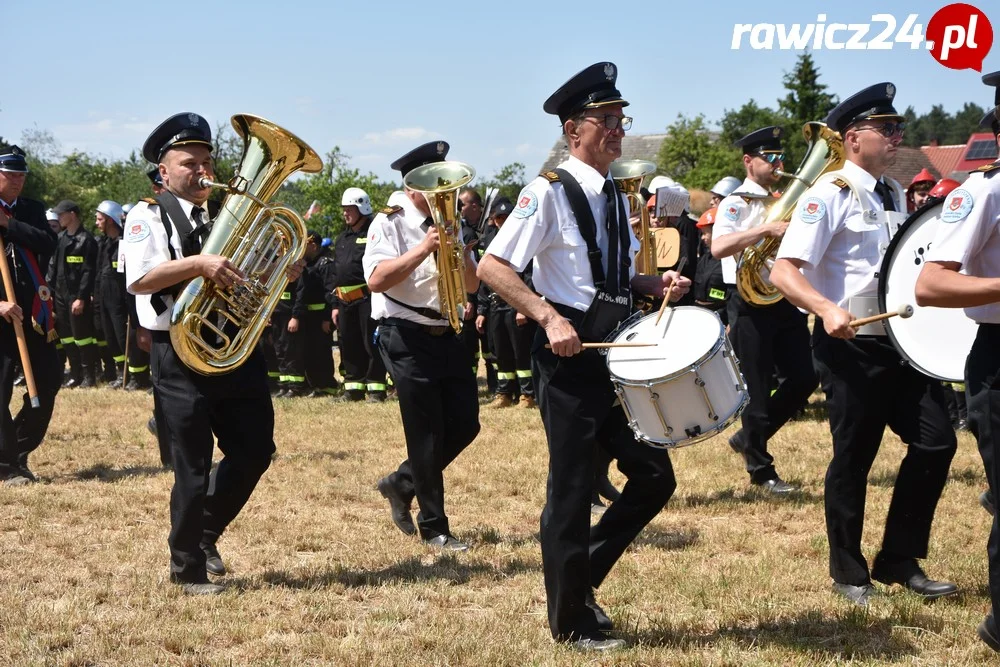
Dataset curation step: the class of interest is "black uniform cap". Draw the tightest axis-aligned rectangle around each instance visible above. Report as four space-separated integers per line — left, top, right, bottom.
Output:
52 200 80 215
543 62 629 124
735 126 784 154
490 197 514 218
981 71 1000 136
0 145 29 173
826 82 903 135
142 112 213 164
390 141 450 178
146 167 163 187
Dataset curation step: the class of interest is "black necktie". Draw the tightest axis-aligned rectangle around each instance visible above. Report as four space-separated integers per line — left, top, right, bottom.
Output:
602 180 620 295
874 181 896 212
191 206 205 225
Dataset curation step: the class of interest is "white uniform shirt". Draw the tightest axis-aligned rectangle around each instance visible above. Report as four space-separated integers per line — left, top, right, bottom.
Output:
925 166 1000 323
485 156 638 312
776 160 905 309
363 190 450 326
712 178 771 284
122 196 207 331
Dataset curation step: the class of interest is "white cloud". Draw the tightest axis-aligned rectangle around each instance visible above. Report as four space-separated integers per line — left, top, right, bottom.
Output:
515 143 534 156
49 114 160 158
362 127 434 145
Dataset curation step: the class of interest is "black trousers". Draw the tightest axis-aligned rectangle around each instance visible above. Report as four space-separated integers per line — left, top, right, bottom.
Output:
376 321 480 539
727 290 817 482
488 305 535 398
967 323 1000 620
99 281 128 368
533 327 676 641
812 324 956 585
272 310 305 387
150 334 275 583
127 326 150 377
0 325 61 476
338 297 386 394
55 294 96 379
301 310 335 392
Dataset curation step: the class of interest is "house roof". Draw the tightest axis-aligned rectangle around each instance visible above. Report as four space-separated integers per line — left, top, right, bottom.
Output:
885 147 941 187
954 132 998 173
921 144 967 180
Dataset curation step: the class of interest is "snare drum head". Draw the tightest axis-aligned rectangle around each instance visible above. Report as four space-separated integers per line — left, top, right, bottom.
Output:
607 307 723 382
878 201 978 382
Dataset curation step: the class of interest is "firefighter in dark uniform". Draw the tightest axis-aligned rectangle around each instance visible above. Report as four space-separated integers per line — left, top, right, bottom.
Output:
123 112 302 595
272 272 306 397
332 187 387 402
48 200 99 388
693 207 728 324
711 126 817 493
0 146 62 485
94 200 128 387
293 230 336 396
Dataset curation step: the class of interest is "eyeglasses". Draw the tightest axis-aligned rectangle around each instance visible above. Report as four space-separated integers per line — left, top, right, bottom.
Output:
581 114 633 132
755 152 785 165
856 122 907 138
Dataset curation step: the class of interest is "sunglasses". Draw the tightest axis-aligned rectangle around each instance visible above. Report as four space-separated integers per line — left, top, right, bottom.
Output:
857 121 907 138
581 114 633 132
756 152 785 165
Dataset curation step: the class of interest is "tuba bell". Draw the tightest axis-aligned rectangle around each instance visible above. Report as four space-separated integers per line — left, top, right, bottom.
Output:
735 122 845 306
403 161 476 333
170 113 323 375
610 160 657 275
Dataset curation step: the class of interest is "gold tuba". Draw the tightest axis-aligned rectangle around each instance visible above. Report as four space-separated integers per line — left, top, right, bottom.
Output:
170 113 322 375
403 161 476 333
735 122 845 306
610 160 657 275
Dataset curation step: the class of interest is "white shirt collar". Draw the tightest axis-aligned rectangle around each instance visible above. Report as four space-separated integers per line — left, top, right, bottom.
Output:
564 155 612 192
0 196 16 209
734 178 769 196
843 159 879 193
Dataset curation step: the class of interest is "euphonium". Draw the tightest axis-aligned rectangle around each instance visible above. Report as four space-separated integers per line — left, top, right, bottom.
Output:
403 161 476 333
735 122 845 306
610 160 658 275
170 113 322 375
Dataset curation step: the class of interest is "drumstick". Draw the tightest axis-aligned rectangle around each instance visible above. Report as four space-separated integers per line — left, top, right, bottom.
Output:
545 342 657 349
655 256 688 326
0 235 39 408
849 303 914 328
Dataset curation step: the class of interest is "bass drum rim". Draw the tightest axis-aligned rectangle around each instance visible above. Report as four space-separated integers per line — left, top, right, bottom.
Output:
876 199 964 382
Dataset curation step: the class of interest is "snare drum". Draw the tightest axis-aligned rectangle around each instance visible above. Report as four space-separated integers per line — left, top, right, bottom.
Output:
606 307 748 448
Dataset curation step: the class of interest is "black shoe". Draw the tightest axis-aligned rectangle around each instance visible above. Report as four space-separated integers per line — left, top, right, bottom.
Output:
568 632 626 652
12 373 24 387
202 544 227 576
981 490 996 517
79 375 97 389
752 477 797 494
108 378 123 389
423 534 470 552
170 575 225 596
728 429 747 454
146 417 158 438
283 385 307 398
63 377 82 389
339 390 365 402
979 614 1000 652
366 392 387 403
832 582 876 606
871 557 959 600
585 589 613 632
956 418 969 431
376 476 416 536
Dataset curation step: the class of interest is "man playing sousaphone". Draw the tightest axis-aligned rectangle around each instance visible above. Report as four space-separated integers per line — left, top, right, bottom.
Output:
478 62 689 651
711 127 816 494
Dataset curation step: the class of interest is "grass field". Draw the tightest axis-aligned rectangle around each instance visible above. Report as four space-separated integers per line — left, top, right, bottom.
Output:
0 376 996 665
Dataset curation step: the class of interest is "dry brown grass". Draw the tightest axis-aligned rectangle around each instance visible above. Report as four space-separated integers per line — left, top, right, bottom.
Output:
0 376 995 665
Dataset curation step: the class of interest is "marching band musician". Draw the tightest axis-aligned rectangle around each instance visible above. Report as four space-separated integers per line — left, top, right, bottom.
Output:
770 83 957 606
478 62 690 651
0 146 61 486
711 126 816 494
366 141 481 552
123 112 303 595
914 70 1000 652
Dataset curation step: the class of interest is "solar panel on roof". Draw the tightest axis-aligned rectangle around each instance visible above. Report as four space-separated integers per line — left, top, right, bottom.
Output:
965 139 998 161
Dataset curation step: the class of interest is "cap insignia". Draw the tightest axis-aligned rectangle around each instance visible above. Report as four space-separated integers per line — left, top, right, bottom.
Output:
187 113 200 126
886 83 895 98
436 142 446 155
604 63 614 80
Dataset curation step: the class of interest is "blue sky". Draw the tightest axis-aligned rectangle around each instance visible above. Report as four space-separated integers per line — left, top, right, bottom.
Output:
3 1 997 184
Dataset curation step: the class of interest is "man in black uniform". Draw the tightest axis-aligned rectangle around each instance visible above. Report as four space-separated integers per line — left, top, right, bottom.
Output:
123 113 303 595
48 200 99 388
0 146 61 485
479 63 690 650
94 200 128 387
711 127 817 493
332 187 387 402
292 230 336 396
272 271 306 397
366 142 481 552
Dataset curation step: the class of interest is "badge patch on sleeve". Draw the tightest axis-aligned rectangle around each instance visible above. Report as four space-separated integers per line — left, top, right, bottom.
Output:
368 227 382 245
941 189 974 223
798 197 827 224
722 201 744 222
125 221 150 243
513 191 538 219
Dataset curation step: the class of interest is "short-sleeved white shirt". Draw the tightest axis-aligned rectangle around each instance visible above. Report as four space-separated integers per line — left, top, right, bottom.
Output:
712 178 770 284
484 156 638 312
925 167 1000 323
122 196 206 331
776 160 906 309
363 190 451 326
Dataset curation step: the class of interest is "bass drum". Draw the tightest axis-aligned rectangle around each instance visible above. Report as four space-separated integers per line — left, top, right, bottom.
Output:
877 200 978 382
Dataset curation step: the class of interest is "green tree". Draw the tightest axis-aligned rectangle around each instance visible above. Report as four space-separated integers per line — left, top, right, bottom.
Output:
776 52 838 166
481 162 527 204
656 114 742 189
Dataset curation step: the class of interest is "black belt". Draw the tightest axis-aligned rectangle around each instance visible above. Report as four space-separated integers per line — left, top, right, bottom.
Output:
150 330 172 343
380 317 452 337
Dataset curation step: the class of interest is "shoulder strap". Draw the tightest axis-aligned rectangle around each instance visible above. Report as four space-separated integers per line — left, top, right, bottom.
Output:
542 171 560 183
381 205 402 215
552 168 605 289
383 292 444 321
155 191 194 245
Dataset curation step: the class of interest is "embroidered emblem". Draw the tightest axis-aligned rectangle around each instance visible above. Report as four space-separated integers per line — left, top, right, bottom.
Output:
513 190 538 219
125 221 150 243
722 201 744 222
604 63 615 80
941 188 974 223
799 197 827 224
